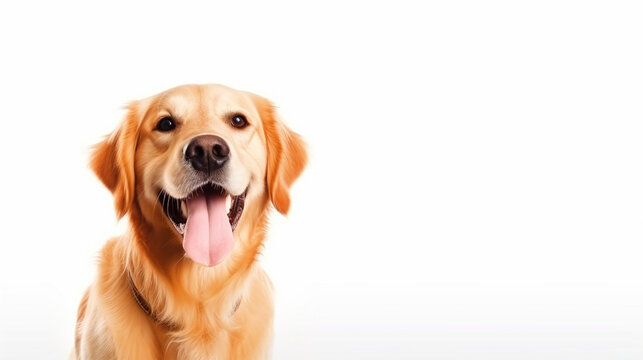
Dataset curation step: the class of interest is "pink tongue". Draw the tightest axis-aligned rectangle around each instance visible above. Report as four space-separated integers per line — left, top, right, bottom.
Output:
183 193 234 266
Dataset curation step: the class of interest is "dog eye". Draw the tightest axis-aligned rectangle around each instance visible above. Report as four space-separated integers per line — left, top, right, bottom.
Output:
156 117 176 132
230 114 248 129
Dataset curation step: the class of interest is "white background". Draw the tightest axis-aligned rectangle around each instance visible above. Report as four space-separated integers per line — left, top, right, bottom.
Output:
0 1 641 359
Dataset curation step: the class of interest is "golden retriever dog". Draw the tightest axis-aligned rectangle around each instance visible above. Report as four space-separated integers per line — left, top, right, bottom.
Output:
73 84 307 359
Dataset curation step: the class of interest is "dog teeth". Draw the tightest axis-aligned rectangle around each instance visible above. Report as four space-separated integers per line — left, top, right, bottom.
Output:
226 195 232 212
181 201 188 217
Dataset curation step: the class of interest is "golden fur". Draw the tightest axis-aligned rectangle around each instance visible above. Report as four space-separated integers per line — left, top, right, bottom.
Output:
73 84 307 359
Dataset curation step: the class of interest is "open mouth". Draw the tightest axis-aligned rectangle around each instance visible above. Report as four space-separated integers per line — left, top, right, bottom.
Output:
159 183 247 266
160 183 247 235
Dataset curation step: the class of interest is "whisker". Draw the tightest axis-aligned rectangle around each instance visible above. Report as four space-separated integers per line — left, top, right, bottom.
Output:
152 190 163 214
163 192 170 215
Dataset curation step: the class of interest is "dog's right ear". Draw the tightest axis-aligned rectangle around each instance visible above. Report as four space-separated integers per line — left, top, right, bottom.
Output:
90 102 140 218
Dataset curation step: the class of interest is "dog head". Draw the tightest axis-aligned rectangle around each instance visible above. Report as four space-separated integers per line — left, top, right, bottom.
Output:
90 84 307 267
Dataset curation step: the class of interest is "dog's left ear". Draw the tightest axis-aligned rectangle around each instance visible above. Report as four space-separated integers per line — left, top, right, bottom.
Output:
252 95 308 215
90 102 140 218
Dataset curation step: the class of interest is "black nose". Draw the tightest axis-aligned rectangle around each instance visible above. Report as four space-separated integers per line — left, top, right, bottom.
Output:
184 135 230 173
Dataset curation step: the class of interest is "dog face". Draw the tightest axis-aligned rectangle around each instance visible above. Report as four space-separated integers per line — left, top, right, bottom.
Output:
91 84 306 266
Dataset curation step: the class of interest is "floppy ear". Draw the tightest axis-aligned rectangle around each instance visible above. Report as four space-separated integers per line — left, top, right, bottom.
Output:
254 95 308 215
90 103 140 218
